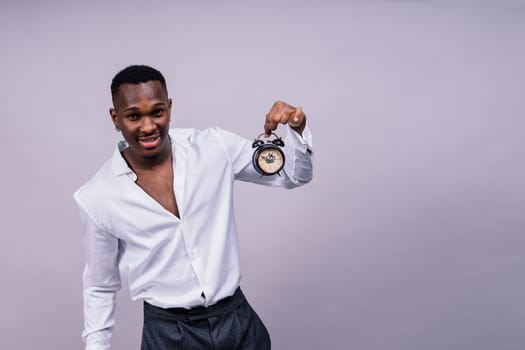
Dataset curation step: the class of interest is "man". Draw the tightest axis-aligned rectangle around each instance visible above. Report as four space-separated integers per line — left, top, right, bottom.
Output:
74 65 313 350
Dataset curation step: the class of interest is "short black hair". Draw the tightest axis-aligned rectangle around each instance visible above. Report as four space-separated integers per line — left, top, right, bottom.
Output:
111 65 167 101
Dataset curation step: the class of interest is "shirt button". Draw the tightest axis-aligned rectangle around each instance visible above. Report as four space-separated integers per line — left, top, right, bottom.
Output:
190 248 198 257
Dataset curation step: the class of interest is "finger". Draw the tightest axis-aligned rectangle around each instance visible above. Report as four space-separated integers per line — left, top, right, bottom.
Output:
270 111 285 133
265 101 297 135
264 117 279 137
264 123 271 137
264 114 273 136
264 113 271 136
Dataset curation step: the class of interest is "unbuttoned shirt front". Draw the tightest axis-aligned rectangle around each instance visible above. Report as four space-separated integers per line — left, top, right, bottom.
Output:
74 125 313 350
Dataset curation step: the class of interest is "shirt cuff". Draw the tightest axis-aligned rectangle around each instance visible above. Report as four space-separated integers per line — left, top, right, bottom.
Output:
286 122 313 154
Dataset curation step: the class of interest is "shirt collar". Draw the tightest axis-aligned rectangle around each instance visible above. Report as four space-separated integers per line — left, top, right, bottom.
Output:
111 140 133 177
110 128 191 177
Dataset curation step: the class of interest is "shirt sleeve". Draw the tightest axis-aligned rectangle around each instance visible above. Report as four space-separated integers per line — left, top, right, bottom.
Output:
215 123 314 188
77 204 122 350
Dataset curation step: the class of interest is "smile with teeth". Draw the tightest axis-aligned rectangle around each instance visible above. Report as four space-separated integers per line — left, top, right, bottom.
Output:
138 134 161 149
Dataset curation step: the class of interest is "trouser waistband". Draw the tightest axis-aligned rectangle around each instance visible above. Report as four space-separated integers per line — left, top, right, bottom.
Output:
144 288 245 322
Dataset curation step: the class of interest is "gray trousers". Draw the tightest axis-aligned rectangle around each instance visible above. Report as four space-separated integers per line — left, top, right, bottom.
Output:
141 288 271 350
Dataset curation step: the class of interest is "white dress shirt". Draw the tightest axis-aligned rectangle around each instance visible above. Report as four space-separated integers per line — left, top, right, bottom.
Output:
74 124 313 350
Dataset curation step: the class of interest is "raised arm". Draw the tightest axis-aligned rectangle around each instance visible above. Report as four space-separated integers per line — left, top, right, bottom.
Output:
217 101 313 188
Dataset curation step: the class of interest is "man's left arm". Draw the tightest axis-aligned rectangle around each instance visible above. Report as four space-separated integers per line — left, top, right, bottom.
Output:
216 101 313 188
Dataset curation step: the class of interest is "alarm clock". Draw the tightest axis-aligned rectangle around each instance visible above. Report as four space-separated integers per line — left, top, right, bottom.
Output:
252 132 285 176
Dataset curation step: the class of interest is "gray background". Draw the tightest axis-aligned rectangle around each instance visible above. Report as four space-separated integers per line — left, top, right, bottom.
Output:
1 0 524 349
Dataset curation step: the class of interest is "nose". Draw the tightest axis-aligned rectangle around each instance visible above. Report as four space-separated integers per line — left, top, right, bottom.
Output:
140 116 156 134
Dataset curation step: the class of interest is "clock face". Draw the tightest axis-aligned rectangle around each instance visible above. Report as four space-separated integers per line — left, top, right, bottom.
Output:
256 146 285 175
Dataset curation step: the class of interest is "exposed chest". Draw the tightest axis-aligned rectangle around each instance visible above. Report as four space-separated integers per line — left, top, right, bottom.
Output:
135 171 179 218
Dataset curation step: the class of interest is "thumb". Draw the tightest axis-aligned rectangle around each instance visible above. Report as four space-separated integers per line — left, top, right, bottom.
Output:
288 106 303 127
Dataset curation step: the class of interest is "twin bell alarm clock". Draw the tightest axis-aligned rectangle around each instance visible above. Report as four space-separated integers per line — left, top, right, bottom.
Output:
252 132 285 176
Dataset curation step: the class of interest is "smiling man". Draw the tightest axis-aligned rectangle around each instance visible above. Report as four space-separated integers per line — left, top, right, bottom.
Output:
74 65 313 350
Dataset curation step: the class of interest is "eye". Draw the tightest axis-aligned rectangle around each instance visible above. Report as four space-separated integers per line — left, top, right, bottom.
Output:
127 113 140 121
152 109 164 117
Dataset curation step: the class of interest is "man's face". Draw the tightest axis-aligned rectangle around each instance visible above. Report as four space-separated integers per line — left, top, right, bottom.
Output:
110 80 172 161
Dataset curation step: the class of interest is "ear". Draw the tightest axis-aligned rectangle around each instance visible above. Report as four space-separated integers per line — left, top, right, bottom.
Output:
109 107 119 129
167 98 173 122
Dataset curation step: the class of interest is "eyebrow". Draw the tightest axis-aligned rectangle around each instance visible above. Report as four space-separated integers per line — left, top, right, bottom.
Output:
122 102 167 113
122 106 140 113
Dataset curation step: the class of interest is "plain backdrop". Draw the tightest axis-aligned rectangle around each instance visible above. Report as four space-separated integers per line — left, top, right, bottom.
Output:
1 0 524 349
